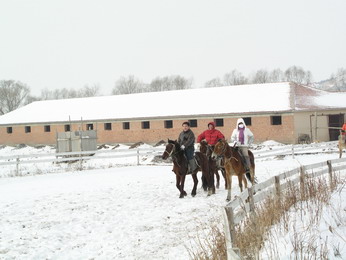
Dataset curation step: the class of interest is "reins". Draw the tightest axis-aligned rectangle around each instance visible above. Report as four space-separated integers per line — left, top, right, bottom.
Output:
165 143 185 168
217 141 238 162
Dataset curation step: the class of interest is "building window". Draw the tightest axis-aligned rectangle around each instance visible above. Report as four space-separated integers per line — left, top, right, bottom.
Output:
243 117 252 126
189 119 198 128
64 124 71 132
142 121 150 129
44 125 51 132
25 126 31 133
164 120 173 129
123 122 130 130
86 124 93 130
214 118 224 127
104 123 112 130
271 115 282 125
7 127 12 134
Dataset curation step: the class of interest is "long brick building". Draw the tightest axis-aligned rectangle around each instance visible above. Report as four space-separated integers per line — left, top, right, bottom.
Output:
0 82 345 146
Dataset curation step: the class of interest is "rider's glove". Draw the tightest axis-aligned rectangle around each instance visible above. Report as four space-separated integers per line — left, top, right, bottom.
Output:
181 145 185 150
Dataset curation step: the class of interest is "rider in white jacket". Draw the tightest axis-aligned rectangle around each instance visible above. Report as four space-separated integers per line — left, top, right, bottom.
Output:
230 118 254 174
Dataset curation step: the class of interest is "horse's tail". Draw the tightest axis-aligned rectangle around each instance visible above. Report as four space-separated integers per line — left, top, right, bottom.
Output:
245 172 251 183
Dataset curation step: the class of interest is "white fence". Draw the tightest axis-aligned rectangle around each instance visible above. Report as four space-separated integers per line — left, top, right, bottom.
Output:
0 141 341 176
223 156 346 259
0 147 165 176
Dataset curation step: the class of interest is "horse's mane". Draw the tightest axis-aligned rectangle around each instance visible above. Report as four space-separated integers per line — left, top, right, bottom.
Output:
168 139 182 153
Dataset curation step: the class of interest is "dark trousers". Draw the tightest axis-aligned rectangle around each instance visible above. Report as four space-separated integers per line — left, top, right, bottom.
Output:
185 146 195 160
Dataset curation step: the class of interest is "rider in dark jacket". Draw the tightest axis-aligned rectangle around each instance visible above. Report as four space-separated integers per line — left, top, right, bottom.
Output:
178 122 197 173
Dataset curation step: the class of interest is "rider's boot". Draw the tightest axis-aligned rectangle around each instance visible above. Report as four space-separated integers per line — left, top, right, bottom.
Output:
244 156 252 182
244 156 251 174
188 159 198 174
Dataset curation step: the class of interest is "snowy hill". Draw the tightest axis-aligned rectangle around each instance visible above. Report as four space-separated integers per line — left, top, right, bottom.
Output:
312 69 346 92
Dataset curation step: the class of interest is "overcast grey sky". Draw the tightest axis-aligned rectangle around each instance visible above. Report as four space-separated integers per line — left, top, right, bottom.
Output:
1 0 346 95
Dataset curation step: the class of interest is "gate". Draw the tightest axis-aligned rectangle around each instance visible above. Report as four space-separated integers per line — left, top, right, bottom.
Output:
56 130 97 153
328 114 344 141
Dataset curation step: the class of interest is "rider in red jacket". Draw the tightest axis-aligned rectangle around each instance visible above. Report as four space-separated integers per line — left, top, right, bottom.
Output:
197 122 225 145
342 123 346 136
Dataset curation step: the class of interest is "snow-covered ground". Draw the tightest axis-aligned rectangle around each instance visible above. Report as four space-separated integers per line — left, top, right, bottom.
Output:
0 141 345 259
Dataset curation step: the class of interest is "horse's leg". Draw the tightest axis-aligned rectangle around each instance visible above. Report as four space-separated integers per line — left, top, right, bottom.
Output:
242 175 248 189
237 175 244 193
180 174 187 198
215 168 220 189
210 169 216 195
225 163 233 201
201 174 208 191
221 168 227 189
207 163 215 196
175 174 183 198
191 173 198 197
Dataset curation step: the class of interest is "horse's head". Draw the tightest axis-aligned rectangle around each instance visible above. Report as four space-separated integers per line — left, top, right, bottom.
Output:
199 140 208 154
211 139 227 159
162 139 178 159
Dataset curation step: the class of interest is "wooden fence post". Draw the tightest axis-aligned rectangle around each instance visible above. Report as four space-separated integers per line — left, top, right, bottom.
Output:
224 206 235 244
248 187 255 213
327 160 333 188
16 157 20 176
274 176 281 198
223 207 241 260
137 149 140 165
300 166 305 199
79 153 83 170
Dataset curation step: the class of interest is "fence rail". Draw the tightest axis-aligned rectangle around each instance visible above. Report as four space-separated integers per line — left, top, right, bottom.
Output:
223 156 346 259
0 141 341 176
0 147 166 175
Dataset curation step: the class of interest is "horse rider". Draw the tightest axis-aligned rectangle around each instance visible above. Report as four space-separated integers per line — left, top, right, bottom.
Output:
197 122 225 165
197 121 225 146
178 121 197 173
230 118 254 174
341 122 346 143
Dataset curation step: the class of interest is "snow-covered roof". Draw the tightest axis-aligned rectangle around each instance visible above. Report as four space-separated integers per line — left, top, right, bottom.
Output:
0 82 345 125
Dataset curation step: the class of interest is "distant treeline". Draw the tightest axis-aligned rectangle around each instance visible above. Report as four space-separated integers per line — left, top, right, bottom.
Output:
1 66 345 115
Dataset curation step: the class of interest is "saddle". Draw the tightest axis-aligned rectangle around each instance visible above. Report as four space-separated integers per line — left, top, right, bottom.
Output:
234 147 248 169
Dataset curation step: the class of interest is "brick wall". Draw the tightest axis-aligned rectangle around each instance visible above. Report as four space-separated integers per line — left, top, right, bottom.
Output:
0 114 295 146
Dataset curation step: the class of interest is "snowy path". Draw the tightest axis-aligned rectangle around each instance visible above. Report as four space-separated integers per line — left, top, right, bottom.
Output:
0 153 341 260
0 166 230 260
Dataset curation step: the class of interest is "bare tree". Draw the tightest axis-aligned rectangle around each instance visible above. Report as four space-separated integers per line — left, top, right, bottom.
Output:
0 80 30 115
24 95 41 105
284 66 312 85
269 68 285 83
112 75 144 95
40 83 101 100
204 77 223 88
250 69 271 84
329 68 346 91
223 70 248 85
78 84 101 97
171 75 192 90
147 75 192 92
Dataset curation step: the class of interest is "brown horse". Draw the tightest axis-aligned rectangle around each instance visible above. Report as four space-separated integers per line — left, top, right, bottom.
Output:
338 130 346 158
212 139 256 201
162 139 214 198
199 140 226 189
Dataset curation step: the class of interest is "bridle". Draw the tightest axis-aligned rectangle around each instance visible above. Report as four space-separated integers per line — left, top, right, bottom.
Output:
163 143 175 157
164 143 185 168
215 141 227 157
214 140 238 162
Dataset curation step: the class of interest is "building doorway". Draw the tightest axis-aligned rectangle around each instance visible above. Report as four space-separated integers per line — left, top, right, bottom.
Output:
328 114 344 141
